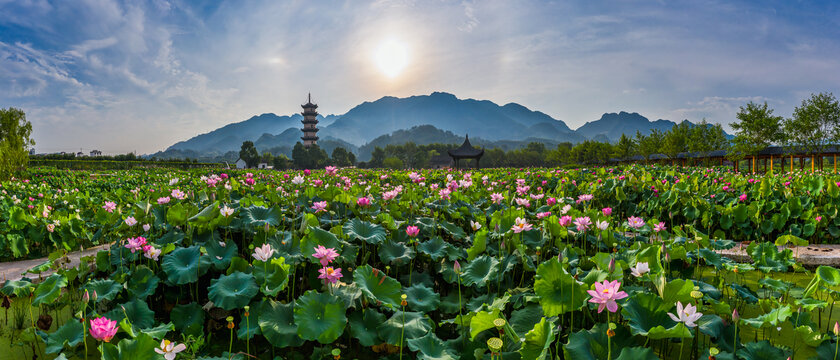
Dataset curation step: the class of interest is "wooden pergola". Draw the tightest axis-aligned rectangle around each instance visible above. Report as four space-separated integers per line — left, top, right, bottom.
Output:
613 146 840 173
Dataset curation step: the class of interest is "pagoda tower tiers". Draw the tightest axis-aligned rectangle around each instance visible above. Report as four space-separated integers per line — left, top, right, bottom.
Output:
301 93 319 147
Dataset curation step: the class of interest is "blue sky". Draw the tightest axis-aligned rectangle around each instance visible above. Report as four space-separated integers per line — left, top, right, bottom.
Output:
1 0 839 154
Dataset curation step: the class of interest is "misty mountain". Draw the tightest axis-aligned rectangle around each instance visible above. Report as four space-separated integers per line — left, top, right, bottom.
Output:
575 111 682 142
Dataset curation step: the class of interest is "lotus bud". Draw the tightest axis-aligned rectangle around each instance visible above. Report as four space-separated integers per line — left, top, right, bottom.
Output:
557 252 563 263
82 289 90 304
453 260 461 274
608 257 615 273
834 321 840 336
91 290 98 302
732 308 739 322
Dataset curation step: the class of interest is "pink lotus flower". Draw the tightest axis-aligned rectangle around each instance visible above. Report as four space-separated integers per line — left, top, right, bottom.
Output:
143 245 161 261
89 317 118 342
668 301 703 328
252 244 274 262
559 215 573 227
303 169 311 176
536 211 551 219
124 237 147 253
587 280 628 313
406 226 420 237
573 216 592 232
511 217 532 233
124 217 137 227
546 197 557 206
245 178 255 186
627 216 645 229
653 222 667 233
490 193 504 204
515 197 530 207
357 197 371 207
817 215 823 223
595 220 609 231
220 205 235 217
311 201 327 213
102 201 116 213
325 166 337 175
577 194 593 202
313 245 339 266
602 207 612 216
154 339 187 360
143 224 151 232
157 197 171 205
738 193 747 202
318 267 343 284
46 224 55 232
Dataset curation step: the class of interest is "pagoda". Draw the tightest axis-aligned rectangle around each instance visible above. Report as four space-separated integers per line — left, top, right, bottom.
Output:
448 134 484 169
301 93 319 147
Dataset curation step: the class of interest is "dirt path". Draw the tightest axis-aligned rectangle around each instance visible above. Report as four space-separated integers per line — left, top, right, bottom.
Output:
0 244 111 283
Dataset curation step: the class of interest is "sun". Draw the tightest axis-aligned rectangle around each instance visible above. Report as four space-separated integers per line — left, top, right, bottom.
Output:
374 39 409 78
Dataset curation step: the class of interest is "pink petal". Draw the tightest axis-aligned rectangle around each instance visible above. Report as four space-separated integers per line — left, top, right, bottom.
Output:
606 300 618 313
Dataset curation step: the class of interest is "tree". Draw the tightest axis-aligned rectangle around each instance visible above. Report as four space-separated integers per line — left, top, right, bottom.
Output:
369 147 386 168
688 119 729 162
239 141 259 168
730 102 784 161
662 121 691 160
292 143 328 169
272 154 290 170
383 157 404 170
636 130 664 162
331 147 356 167
612 134 635 160
0 108 35 180
784 93 840 167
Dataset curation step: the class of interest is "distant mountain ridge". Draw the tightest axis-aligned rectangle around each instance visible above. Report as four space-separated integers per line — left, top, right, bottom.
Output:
151 92 728 159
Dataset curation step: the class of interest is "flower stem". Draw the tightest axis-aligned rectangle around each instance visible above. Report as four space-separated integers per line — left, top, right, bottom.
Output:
607 312 611 360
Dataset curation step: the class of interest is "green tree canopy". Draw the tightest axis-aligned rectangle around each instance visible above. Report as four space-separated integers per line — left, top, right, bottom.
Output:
0 107 35 179
784 92 840 155
730 101 784 159
239 141 260 168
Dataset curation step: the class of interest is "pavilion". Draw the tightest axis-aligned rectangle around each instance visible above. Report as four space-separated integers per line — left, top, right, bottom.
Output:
448 135 484 169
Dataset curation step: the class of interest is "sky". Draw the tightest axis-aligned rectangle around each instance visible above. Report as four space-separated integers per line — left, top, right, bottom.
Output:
2 0 839 154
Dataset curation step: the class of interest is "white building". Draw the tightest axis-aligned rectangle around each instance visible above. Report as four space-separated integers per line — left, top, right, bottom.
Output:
235 158 247 169
90 150 102 156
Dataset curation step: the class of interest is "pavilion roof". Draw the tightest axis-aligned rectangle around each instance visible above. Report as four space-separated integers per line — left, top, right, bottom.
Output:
448 135 484 158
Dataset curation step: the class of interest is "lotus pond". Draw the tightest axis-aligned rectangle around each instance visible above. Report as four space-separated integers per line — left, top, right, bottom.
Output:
2 166 840 360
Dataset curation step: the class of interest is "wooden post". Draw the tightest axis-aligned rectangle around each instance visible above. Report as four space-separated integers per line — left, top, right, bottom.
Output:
752 156 756 173
790 155 793 172
812 155 815 172
834 154 837 173
769 155 773 172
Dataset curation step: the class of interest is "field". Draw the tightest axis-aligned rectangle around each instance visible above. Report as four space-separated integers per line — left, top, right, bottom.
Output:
2 165 840 360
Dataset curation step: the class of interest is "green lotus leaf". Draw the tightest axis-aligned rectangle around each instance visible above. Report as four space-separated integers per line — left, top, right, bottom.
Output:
348 308 386 346
42 319 84 354
33 274 67 306
615 347 660 360
170 302 204 338
407 331 457 360
379 240 415 265
469 310 501 340
105 299 155 329
344 218 387 244
240 206 281 228
188 201 220 227
208 272 258 310
747 242 793 273
520 317 553 360
510 304 545 336
293 290 347 344
101 332 159 360
466 230 487 261
354 265 402 308
161 246 210 285
439 221 465 240
730 284 759 304
741 306 792 329
139 322 174 340
563 323 635 360
379 311 433 345
269 231 303 263
165 203 188 226
736 340 788 360
404 283 440 312
1 278 33 297
417 237 454 261
461 255 499 287
127 266 159 300
253 257 291 297
534 258 586 316
661 279 695 306
620 293 690 339
697 314 725 340
810 338 837 360
202 232 239 270
260 300 304 348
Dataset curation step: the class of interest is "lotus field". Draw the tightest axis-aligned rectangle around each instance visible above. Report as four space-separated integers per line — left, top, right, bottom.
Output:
5 165 840 360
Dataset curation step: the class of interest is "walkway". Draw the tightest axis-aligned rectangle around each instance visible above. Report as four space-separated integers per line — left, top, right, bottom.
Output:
0 244 111 283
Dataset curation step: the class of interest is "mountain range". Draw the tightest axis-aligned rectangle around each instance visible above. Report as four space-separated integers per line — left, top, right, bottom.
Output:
150 92 725 161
